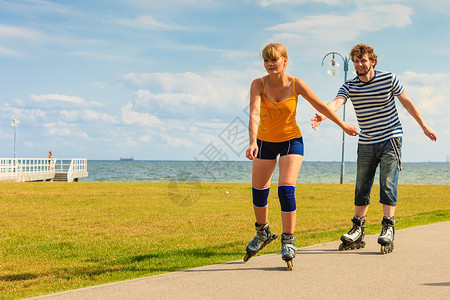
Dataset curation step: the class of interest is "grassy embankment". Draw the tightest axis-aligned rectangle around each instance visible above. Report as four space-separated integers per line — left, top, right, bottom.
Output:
0 182 448 299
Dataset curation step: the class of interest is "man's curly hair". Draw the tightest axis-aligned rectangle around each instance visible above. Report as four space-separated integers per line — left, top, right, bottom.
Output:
350 44 378 67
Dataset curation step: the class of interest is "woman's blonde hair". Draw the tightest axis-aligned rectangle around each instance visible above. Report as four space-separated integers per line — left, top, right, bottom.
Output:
261 43 288 61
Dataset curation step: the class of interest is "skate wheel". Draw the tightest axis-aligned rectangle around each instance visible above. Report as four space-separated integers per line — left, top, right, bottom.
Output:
338 243 345 251
287 260 293 271
380 244 394 255
380 245 391 255
243 253 250 262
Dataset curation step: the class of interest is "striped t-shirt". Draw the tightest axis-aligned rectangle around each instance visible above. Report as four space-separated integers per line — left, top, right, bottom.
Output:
337 70 405 144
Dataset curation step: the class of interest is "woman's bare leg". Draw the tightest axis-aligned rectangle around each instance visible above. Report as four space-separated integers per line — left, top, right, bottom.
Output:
252 158 277 225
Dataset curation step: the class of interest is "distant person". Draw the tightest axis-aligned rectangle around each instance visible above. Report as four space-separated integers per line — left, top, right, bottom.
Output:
311 43 437 254
48 151 54 170
244 42 359 269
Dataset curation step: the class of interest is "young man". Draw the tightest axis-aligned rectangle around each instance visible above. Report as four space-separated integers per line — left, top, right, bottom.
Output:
312 44 437 254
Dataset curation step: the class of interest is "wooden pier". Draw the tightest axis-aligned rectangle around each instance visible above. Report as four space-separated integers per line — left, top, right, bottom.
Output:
0 158 88 182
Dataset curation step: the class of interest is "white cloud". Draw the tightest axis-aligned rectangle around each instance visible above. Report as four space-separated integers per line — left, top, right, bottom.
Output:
113 15 189 31
59 109 119 123
44 122 89 138
160 133 195 148
82 110 119 123
0 23 108 61
257 0 398 7
220 49 255 61
0 25 42 40
257 0 342 6
194 121 232 129
134 90 206 115
30 94 103 108
400 71 450 118
124 72 203 89
67 51 122 61
156 44 254 59
0 106 46 122
124 70 249 117
89 82 107 90
117 0 225 12
268 4 413 42
59 110 78 122
0 0 70 15
0 46 23 57
121 103 162 127
139 134 151 142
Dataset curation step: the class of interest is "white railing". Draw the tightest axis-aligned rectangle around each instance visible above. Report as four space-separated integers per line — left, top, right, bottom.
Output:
0 158 54 182
55 159 88 182
0 158 88 182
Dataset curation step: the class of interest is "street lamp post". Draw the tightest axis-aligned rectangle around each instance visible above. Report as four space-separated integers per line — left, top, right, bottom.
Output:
321 52 350 184
11 117 20 159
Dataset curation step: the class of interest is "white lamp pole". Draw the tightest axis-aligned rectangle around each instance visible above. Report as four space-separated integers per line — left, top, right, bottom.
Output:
321 52 349 184
11 117 20 159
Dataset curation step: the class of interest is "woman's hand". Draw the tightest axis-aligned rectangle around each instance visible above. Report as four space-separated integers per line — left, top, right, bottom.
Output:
246 143 258 160
311 113 325 131
343 123 359 136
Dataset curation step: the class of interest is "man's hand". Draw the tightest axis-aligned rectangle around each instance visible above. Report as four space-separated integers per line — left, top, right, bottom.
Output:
423 125 437 141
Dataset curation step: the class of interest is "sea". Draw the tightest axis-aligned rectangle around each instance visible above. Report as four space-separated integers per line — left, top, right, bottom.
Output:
79 160 449 185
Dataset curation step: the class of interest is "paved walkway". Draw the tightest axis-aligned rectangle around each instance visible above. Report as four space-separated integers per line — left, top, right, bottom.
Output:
31 221 450 299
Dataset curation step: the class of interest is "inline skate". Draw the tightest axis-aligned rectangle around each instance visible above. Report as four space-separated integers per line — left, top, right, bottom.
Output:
339 215 366 251
281 233 296 271
243 222 277 262
378 216 395 254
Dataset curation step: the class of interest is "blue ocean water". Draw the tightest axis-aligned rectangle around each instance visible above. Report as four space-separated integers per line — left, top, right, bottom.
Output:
80 160 449 185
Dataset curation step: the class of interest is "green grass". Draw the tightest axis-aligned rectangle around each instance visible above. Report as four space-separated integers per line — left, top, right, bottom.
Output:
0 182 448 299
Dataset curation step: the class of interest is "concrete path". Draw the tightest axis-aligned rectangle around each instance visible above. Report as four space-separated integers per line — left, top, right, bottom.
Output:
30 221 450 299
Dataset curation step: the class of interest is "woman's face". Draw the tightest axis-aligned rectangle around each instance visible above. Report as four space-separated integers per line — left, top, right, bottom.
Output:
264 55 286 74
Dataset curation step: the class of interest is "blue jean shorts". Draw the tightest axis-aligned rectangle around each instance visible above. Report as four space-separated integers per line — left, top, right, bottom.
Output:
355 137 402 206
256 137 304 160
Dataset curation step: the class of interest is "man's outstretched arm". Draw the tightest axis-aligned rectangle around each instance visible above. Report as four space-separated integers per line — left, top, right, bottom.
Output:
397 91 437 141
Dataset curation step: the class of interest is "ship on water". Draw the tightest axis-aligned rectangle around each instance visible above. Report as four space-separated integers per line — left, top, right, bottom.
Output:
120 157 134 161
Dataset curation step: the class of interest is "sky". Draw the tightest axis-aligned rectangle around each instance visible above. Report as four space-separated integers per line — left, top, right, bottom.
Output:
0 0 448 162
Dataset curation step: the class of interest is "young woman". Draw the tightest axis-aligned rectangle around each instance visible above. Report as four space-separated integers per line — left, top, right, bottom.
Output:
243 43 359 269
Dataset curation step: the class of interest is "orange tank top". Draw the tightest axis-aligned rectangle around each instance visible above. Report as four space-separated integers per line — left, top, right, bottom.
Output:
257 77 302 142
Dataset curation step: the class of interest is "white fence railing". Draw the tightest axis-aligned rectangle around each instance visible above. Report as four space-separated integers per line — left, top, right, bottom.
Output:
0 158 88 182
54 159 88 182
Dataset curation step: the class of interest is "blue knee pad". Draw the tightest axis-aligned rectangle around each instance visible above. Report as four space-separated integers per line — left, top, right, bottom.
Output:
252 187 269 207
278 185 296 212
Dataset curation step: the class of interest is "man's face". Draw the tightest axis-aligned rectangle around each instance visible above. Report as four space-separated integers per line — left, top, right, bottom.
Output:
353 54 375 77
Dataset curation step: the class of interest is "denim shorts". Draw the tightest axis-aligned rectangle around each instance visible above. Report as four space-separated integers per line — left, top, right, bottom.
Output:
256 137 304 160
355 137 402 206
